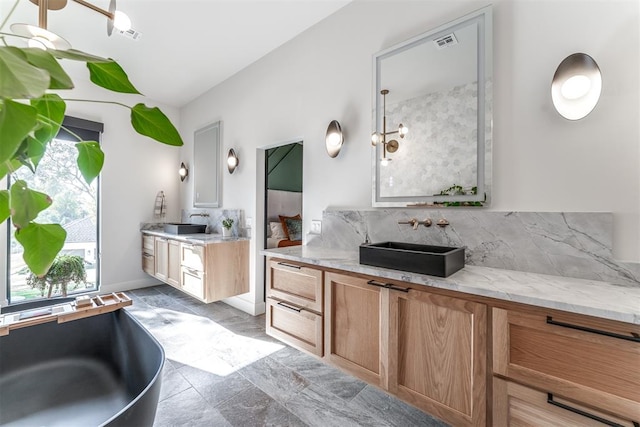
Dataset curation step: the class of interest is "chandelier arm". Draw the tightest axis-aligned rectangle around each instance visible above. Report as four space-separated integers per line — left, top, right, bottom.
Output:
38 0 49 29
70 0 114 19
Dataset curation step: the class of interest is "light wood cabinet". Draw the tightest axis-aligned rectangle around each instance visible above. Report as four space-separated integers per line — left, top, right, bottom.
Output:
266 298 323 356
167 239 180 287
265 259 324 356
492 307 640 424
389 288 486 427
142 233 249 303
493 378 638 427
142 235 155 276
154 237 169 282
324 272 387 386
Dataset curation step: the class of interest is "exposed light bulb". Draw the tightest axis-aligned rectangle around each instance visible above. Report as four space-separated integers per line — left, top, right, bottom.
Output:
227 156 238 168
326 132 342 147
561 75 591 100
380 158 391 166
113 11 132 31
178 167 187 177
399 124 408 137
371 132 381 146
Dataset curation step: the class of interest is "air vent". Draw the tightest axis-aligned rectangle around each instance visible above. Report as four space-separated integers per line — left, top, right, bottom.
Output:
117 28 143 41
433 33 458 49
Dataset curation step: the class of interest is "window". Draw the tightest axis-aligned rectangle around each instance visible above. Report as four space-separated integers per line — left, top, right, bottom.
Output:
6 117 103 304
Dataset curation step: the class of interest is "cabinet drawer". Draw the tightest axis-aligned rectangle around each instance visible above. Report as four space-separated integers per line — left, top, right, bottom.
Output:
142 235 155 255
266 297 323 357
493 308 640 420
493 378 638 427
142 253 155 275
267 259 323 312
181 243 205 271
181 267 205 300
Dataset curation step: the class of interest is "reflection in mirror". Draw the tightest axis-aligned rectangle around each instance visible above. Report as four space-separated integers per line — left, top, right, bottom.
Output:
372 6 492 207
193 121 221 207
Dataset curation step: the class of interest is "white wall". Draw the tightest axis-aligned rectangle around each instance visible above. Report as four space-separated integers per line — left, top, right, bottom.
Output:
0 74 181 306
180 0 640 315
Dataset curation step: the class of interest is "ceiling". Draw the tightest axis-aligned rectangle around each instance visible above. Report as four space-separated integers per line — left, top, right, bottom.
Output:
1 0 351 107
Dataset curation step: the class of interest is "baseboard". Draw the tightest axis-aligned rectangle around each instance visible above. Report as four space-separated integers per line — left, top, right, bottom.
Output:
223 295 266 316
100 278 162 294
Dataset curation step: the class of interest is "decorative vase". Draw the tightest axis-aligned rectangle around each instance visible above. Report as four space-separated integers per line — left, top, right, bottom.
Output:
222 227 231 238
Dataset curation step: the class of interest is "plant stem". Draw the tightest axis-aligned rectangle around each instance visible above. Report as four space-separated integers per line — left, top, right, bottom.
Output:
38 114 85 142
63 99 131 110
0 0 20 32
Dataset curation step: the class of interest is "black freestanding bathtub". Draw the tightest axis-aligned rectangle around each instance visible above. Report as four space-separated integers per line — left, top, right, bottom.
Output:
0 307 164 426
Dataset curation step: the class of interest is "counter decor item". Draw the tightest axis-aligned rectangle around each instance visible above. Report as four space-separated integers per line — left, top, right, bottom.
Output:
222 218 234 237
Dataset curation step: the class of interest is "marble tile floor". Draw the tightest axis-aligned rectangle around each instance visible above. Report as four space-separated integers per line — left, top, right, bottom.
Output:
126 284 448 427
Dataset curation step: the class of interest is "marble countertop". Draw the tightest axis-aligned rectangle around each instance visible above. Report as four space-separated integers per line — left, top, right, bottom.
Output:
142 229 249 245
262 245 640 325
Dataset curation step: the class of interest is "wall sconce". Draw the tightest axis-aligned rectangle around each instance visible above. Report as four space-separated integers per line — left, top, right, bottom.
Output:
371 89 408 165
178 162 188 182
10 0 132 50
325 120 344 158
227 148 239 174
552 53 602 120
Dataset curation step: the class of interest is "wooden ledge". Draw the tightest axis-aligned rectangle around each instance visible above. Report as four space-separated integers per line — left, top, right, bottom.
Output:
0 292 132 336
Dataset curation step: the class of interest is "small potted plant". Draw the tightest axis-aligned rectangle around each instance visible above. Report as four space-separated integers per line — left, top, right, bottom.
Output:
27 255 87 298
221 218 234 237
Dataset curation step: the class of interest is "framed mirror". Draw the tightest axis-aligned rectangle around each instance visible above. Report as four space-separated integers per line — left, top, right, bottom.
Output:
372 6 492 207
193 121 221 207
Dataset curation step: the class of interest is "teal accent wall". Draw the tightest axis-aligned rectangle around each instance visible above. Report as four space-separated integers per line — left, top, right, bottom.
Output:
267 143 302 192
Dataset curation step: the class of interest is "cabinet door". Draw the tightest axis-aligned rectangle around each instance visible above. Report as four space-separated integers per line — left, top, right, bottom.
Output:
493 308 640 421
493 378 638 427
154 238 168 282
167 239 180 287
324 272 387 386
389 288 486 427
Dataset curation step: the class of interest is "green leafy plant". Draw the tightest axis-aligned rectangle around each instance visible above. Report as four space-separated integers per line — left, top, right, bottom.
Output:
27 254 86 298
435 184 485 207
0 34 183 277
222 218 234 229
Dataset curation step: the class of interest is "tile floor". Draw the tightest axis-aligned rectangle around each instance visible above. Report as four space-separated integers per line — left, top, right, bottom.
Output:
126 284 448 427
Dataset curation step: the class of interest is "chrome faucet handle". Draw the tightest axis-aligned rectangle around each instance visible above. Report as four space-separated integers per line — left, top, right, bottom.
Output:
423 218 432 227
410 218 419 230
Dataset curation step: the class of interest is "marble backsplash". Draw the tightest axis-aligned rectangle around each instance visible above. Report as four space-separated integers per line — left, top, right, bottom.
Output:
314 209 640 288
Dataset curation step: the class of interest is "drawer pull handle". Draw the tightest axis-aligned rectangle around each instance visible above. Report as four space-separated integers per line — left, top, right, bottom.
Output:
276 301 302 313
546 316 640 343
366 280 387 288
277 262 301 270
547 393 635 427
366 280 410 293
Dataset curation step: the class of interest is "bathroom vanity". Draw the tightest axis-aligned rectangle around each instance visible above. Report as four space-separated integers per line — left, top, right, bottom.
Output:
141 231 249 303
263 246 640 427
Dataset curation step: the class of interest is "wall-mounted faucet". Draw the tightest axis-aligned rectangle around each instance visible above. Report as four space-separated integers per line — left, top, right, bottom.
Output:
398 218 432 230
189 212 210 218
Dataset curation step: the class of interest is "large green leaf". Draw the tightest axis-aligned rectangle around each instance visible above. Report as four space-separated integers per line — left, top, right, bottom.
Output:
75 141 104 185
0 47 50 99
131 104 184 146
0 159 22 181
15 223 66 277
0 100 38 164
86 60 141 94
10 180 52 229
50 48 110 63
22 48 74 90
31 94 66 165
0 190 9 224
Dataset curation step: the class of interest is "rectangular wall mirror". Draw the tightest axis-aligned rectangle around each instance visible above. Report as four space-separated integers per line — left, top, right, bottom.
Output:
193 121 221 207
372 6 492 207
